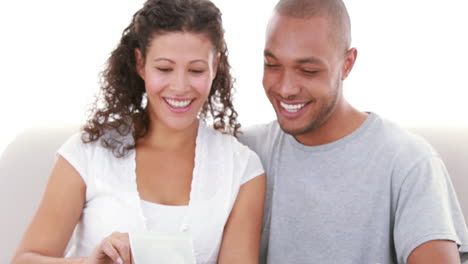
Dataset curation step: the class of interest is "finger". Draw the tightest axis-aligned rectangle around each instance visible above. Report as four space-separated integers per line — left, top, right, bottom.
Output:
101 239 124 264
118 233 134 264
111 237 132 264
129 246 134 264
121 233 134 264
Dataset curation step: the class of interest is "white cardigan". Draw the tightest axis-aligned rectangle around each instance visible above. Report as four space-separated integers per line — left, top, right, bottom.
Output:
58 123 264 263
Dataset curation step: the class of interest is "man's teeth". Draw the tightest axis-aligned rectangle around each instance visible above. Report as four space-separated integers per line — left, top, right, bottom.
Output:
166 98 192 108
280 101 306 113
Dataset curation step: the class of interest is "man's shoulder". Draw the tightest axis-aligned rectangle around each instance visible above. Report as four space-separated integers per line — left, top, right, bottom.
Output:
236 120 286 166
238 120 282 147
371 114 438 160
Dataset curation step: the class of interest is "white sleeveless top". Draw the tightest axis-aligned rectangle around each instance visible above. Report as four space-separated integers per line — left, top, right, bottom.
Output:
58 122 264 263
140 200 188 232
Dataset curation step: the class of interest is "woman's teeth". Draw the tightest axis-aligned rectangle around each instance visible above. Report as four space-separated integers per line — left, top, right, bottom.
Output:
166 98 191 108
280 101 306 113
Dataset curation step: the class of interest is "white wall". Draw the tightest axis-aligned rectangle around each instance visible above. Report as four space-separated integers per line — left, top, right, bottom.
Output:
1 0 467 155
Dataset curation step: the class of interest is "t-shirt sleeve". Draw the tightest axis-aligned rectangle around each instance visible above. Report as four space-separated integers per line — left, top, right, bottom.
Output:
56 133 89 185
393 155 468 263
238 124 268 159
236 143 265 185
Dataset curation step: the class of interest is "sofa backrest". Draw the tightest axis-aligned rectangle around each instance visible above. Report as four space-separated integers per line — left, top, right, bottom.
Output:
0 125 467 262
408 126 468 224
0 125 79 263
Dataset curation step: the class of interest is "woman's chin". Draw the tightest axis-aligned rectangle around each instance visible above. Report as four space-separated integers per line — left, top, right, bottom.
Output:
162 118 199 133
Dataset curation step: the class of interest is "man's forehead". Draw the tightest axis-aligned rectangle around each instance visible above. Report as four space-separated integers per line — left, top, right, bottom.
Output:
266 13 332 43
267 12 331 31
265 13 341 55
264 48 327 66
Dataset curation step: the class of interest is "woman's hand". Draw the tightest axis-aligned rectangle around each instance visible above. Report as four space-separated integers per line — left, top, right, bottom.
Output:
85 232 133 264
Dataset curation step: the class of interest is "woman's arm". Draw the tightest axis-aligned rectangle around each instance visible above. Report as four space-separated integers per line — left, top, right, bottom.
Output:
218 174 266 264
11 156 86 264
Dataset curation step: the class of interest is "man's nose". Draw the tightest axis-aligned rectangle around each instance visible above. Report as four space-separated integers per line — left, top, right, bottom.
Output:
276 70 300 99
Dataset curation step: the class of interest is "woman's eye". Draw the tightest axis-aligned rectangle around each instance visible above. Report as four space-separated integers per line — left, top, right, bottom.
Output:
157 68 172 72
190 69 204 74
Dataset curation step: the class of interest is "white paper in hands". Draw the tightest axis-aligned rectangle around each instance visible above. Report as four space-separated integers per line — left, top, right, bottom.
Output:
129 231 196 264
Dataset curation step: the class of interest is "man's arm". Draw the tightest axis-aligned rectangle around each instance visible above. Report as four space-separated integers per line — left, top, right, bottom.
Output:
408 240 460 264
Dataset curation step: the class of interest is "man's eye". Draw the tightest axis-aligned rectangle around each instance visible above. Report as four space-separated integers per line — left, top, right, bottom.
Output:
302 69 319 74
264 63 280 68
157 68 172 72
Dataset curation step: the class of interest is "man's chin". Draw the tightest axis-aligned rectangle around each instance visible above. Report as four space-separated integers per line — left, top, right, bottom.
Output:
276 114 323 136
278 120 310 136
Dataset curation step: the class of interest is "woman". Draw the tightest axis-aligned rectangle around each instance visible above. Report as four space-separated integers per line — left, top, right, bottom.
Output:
11 0 265 263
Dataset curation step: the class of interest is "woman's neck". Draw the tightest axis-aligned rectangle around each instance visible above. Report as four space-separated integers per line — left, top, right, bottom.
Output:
138 118 199 151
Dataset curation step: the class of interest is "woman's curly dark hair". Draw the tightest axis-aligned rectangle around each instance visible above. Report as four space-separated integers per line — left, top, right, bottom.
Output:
82 0 240 157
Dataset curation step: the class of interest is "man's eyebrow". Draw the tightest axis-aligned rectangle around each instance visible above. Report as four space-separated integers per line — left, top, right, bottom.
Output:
264 50 325 66
296 57 325 65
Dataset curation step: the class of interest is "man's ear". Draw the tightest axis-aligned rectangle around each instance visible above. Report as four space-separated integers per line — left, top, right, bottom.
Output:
341 48 357 80
135 48 145 80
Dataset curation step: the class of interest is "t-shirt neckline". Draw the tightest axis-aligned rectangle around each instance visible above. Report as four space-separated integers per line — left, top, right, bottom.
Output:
286 112 378 152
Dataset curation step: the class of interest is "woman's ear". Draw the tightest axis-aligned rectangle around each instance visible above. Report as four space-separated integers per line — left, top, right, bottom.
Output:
135 48 145 80
212 52 221 79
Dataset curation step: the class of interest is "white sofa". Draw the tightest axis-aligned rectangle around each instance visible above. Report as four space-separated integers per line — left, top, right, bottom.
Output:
0 125 467 263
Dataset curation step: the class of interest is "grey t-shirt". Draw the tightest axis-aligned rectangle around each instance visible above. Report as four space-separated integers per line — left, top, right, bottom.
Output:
238 113 468 264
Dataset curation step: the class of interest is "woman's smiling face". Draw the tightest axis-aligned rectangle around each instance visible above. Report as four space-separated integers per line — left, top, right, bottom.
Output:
136 32 219 131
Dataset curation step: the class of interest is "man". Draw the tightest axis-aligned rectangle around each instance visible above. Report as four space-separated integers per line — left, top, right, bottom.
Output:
238 0 468 263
